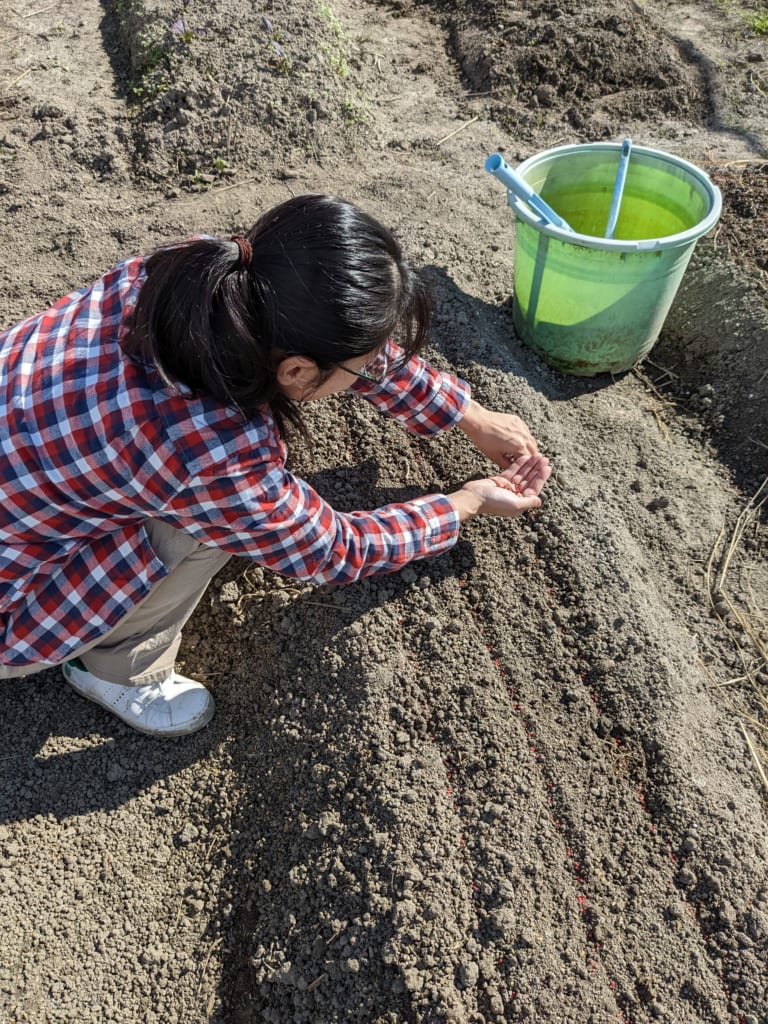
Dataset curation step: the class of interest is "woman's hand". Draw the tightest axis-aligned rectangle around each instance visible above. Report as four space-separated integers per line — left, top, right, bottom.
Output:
457 399 546 466
447 457 546 522
455 399 552 508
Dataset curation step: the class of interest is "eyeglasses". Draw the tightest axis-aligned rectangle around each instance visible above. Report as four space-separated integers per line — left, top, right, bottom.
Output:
335 358 386 385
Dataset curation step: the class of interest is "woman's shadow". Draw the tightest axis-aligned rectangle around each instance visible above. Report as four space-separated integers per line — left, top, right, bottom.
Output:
0 667 218 824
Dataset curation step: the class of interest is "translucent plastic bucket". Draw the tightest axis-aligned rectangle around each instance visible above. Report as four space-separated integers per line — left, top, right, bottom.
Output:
508 143 722 376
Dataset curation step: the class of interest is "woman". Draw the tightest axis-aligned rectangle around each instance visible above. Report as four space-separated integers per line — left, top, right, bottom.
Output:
0 194 550 736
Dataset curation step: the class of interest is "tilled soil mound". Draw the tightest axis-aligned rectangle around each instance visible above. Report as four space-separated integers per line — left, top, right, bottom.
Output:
1 1 767 1023
433 0 709 142
103 0 365 182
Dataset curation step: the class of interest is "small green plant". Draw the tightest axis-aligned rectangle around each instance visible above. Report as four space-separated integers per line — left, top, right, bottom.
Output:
123 9 201 107
316 2 352 80
745 6 768 32
329 54 350 79
187 166 212 189
341 97 368 125
715 0 768 35
125 24 178 105
318 2 343 37
134 30 168 76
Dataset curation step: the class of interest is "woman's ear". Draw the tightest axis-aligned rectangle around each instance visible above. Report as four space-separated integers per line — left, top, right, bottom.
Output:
276 355 321 399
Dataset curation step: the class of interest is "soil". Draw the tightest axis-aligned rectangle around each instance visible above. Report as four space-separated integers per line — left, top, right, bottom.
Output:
1 1 767 1023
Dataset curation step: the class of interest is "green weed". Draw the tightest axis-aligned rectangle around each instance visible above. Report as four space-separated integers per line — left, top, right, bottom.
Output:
745 7 768 32
342 97 368 125
318 2 343 37
316 2 353 80
715 0 768 35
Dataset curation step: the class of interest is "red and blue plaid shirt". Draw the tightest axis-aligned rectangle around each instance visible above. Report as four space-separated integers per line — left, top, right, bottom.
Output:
0 254 471 666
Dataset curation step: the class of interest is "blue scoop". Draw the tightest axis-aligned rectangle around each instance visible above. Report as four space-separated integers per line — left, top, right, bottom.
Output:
485 153 573 232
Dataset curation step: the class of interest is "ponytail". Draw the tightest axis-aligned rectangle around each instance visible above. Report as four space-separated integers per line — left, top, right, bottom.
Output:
121 195 432 435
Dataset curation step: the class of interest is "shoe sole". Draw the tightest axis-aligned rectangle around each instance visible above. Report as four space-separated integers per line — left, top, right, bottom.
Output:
64 666 216 738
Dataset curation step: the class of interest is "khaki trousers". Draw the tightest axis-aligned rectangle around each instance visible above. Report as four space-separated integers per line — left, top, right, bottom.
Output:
0 520 231 685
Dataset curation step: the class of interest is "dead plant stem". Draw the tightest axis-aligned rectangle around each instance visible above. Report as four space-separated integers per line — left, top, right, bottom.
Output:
645 358 679 379
4 68 31 90
436 116 479 146
175 176 258 205
24 3 58 16
739 722 768 792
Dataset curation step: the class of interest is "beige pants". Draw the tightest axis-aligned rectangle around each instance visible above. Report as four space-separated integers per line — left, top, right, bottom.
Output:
0 520 231 685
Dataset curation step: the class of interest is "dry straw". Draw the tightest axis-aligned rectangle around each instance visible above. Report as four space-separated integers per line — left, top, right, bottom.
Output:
706 475 768 787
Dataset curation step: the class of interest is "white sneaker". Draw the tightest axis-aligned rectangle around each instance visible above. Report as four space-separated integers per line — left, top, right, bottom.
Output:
62 659 215 737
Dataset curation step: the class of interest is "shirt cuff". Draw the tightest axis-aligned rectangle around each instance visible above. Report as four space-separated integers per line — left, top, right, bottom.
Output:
411 493 461 554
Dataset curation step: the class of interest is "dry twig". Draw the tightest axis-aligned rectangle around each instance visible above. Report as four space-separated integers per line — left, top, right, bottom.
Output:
631 366 676 439
24 3 58 16
436 116 479 146
644 358 679 380
651 407 670 440
704 158 768 168
710 476 768 610
704 477 768 783
197 937 224 1001
3 68 31 91
739 721 768 792
175 176 258 205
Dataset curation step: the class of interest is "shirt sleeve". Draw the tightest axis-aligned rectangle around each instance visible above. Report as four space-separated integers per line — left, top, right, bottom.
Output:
159 459 461 585
346 339 471 436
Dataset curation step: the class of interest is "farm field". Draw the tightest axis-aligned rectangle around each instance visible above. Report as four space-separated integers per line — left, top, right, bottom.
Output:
0 1 767 1022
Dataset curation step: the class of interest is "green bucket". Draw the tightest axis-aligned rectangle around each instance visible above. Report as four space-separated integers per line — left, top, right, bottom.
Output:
508 143 722 376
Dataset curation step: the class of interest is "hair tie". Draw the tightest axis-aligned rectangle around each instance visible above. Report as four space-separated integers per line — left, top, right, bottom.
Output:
230 235 253 270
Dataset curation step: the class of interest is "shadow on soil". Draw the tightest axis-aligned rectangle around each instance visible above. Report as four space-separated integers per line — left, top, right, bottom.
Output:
0 668 218 824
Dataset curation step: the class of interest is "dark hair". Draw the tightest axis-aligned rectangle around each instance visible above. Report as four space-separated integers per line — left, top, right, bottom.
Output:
121 194 432 435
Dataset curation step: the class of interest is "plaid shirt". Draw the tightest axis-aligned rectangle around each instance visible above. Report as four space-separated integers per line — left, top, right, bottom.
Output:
0 255 471 666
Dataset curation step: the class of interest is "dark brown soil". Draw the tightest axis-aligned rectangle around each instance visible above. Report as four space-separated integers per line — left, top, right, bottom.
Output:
710 161 768 274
